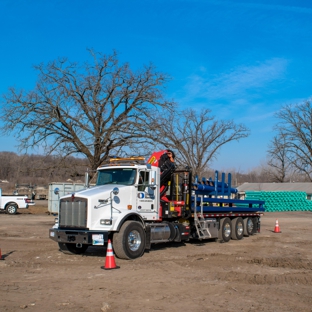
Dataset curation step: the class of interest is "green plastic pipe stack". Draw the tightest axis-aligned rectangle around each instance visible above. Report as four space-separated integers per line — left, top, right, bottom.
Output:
244 191 312 212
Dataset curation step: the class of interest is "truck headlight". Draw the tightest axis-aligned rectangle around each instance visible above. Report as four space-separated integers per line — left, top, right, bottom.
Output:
100 219 112 225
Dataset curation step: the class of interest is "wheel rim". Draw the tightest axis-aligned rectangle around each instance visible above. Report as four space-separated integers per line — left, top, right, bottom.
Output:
223 223 231 238
237 222 244 236
7 205 16 213
247 219 254 233
128 230 141 251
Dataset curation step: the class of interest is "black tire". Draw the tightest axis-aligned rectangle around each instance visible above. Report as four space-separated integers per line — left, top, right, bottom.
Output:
58 243 88 255
113 221 146 260
218 217 232 243
243 217 254 236
6 203 18 215
252 217 259 234
231 217 244 240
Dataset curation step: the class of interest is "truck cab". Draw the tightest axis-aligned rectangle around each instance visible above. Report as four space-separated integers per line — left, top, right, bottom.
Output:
49 157 184 259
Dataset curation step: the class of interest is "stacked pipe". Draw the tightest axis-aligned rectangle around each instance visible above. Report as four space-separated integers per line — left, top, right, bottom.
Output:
192 176 238 196
191 171 264 213
243 191 312 212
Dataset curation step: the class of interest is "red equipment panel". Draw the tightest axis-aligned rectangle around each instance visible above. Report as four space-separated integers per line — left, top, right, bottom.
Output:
147 150 167 167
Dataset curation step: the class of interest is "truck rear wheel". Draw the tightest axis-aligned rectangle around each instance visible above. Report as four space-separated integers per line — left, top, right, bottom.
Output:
231 217 244 240
113 221 146 260
243 217 254 236
252 217 259 234
6 203 18 215
218 217 232 243
58 243 89 255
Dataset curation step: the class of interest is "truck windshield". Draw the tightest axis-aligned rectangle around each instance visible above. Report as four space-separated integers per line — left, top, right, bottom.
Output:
96 168 137 186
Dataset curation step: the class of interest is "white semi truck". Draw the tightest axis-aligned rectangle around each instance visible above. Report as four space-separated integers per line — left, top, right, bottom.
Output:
49 152 265 259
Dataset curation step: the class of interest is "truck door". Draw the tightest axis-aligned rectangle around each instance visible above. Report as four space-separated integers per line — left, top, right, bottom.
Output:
137 170 157 216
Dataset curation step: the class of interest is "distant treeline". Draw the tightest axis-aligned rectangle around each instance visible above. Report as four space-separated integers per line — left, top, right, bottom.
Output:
0 152 89 191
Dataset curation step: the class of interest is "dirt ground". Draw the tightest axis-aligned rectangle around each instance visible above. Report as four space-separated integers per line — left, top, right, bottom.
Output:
1 205 312 312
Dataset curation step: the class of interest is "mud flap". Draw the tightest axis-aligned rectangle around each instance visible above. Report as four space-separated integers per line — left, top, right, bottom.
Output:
145 225 151 250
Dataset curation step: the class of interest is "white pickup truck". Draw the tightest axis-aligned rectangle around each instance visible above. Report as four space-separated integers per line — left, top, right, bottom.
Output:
0 188 33 215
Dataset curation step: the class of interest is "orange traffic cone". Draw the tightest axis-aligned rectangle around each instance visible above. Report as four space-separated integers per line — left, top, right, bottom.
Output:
0 248 4 260
101 239 120 270
274 219 281 233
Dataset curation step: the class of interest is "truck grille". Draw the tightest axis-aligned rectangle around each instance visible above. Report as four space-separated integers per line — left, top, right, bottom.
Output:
59 197 87 228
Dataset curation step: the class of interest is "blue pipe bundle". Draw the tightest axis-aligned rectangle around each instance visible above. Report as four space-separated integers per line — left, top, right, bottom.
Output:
192 183 238 194
192 171 238 196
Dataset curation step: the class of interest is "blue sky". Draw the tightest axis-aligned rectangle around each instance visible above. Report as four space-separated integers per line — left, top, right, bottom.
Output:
1 0 312 172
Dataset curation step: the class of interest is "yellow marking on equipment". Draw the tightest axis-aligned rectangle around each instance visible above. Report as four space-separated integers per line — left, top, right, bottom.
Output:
110 157 145 162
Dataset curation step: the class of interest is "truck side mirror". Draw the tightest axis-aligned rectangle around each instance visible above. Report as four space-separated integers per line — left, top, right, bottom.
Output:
112 187 119 195
149 171 156 189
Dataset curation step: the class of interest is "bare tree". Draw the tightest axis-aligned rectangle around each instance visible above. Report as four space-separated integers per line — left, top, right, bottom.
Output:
266 134 291 182
274 100 312 181
0 51 175 171
149 108 250 177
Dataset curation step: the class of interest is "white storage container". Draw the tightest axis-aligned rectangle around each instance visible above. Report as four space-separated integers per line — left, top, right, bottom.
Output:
48 183 86 213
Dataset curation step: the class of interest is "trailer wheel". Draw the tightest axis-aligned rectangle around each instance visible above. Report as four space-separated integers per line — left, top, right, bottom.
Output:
231 217 244 240
218 217 232 243
113 221 146 260
6 203 18 215
58 243 88 255
252 217 259 234
243 217 254 236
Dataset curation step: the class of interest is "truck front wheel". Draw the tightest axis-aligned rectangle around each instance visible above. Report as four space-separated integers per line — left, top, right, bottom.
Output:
6 203 18 215
113 221 146 260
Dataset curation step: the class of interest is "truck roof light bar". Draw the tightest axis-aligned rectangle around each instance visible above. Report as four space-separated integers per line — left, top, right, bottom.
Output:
100 157 146 166
109 157 145 162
